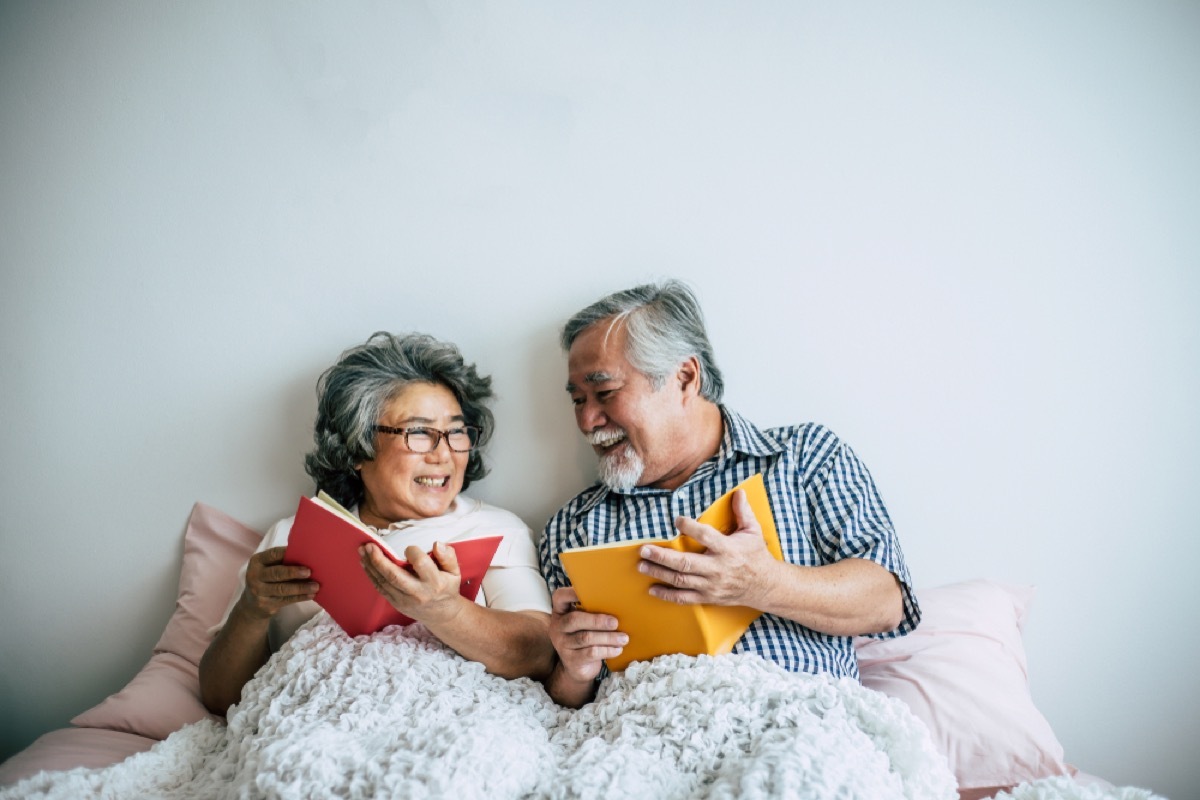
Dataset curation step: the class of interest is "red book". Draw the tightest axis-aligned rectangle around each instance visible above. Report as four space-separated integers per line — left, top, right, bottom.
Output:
284 493 503 637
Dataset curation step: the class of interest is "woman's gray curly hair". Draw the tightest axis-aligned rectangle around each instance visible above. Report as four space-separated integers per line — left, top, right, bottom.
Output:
303 332 495 508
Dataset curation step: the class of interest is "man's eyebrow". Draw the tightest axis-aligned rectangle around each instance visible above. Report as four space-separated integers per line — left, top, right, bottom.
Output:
565 372 618 393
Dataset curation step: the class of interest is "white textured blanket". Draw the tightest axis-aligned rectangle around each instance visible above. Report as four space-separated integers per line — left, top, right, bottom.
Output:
2 617 1162 800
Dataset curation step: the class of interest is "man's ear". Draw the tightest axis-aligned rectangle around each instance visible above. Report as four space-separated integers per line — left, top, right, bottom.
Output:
677 356 703 397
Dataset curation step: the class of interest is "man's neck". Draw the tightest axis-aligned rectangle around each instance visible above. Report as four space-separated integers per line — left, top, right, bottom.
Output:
646 402 725 492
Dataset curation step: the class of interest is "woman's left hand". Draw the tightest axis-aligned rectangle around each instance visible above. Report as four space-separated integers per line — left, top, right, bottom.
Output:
360 542 466 626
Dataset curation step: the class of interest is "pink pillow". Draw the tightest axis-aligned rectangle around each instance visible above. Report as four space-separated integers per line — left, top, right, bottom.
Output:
855 579 1071 792
71 503 261 739
0 728 155 787
153 503 263 666
71 652 220 738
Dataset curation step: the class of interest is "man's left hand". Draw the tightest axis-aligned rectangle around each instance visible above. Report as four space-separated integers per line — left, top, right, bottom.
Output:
637 489 781 608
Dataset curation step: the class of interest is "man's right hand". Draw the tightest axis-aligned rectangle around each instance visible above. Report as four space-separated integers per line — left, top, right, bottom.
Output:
546 586 627 707
236 546 319 620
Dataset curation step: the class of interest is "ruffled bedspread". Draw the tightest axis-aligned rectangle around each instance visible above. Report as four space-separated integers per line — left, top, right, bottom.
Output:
1 617 1163 800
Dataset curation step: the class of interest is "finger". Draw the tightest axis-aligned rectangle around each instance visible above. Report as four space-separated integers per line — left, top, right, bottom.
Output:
403 544 443 583
256 563 313 584
550 588 621 631
566 629 629 653
648 585 703 605
672 517 724 551
281 581 321 599
637 557 701 588
549 592 619 641
574 645 627 662
429 541 461 577
551 586 581 615
731 489 762 536
638 544 710 577
256 547 290 566
358 548 385 585
251 577 319 600
562 610 621 635
359 556 401 599
360 544 418 590
361 561 392 597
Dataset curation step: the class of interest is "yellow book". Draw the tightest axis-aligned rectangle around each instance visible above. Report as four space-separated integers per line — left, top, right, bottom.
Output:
559 473 782 671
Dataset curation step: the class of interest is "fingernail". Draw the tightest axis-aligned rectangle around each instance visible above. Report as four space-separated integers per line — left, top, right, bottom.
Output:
617 635 629 645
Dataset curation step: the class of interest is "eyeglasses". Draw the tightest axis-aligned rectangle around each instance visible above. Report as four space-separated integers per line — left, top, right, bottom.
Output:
373 425 481 453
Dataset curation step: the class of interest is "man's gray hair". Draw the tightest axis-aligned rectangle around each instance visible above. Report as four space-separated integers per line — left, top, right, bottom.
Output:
561 280 724 402
303 331 494 507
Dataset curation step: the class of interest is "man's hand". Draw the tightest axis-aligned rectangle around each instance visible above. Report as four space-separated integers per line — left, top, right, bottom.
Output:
638 489 781 608
236 547 319 620
359 541 466 626
545 586 625 707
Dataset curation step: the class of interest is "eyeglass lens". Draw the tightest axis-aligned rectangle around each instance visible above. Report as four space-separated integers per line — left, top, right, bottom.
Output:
405 427 477 452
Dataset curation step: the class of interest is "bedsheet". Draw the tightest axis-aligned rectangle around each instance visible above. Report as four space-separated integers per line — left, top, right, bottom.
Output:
0 616 1165 800
0 729 154 787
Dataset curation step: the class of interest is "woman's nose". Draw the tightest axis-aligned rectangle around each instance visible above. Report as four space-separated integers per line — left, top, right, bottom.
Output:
424 434 454 460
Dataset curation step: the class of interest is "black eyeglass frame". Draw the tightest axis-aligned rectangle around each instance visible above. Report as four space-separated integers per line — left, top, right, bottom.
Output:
372 424 481 453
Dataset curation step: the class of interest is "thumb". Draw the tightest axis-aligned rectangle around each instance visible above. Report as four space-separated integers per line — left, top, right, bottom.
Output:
552 586 581 615
432 541 462 576
732 489 762 537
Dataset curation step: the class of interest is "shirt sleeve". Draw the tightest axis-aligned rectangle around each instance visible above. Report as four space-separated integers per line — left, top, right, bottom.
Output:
478 512 552 615
538 504 576 596
803 429 921 637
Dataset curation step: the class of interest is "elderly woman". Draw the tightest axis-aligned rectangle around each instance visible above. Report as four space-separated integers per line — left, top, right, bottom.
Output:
200 332 554 715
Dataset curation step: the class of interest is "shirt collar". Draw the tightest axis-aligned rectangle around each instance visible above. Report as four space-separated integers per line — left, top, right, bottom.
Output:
350 495 465 534
717 406 786 461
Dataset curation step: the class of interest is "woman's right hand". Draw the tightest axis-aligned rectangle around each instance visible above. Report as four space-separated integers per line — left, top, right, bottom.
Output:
236 546 320 620
201 546 317 715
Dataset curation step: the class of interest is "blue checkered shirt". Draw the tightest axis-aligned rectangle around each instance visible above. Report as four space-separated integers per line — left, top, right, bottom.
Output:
539 407 920 680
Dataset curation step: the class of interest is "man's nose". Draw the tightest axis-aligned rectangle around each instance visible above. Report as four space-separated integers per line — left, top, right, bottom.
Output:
576 399 606 432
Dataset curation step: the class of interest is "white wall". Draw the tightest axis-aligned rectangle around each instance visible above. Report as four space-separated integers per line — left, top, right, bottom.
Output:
1 3 1197 797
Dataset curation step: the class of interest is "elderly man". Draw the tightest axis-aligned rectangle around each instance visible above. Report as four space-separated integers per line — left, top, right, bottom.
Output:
539 280 920 708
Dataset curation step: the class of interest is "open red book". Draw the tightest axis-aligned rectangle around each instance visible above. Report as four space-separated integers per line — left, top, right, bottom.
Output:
284 492 503 637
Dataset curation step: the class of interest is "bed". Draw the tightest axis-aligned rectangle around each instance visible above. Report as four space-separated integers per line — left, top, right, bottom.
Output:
0 503 1163 799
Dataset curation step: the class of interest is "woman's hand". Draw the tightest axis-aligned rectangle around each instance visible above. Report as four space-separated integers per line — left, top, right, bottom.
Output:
202 546 317 715
359 541 465 626
236 546 320 620
362 542 556 682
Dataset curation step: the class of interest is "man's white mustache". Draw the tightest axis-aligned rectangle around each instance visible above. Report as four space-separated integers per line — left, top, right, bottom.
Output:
587 428 627 447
